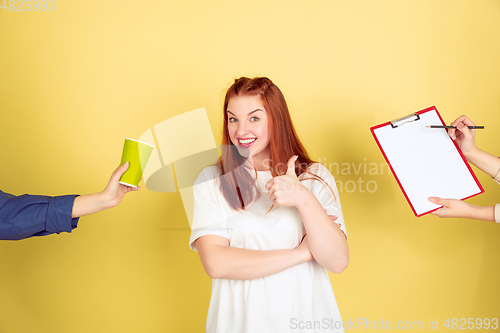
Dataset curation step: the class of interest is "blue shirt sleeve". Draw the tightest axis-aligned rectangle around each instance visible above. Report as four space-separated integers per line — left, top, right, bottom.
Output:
0 190 80 240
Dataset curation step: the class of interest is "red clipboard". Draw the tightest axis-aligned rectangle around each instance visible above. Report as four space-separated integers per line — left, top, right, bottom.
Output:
370 106 484 217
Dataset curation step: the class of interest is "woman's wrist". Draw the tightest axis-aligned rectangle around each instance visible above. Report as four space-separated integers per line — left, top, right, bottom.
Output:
294 188 315 210
98 190 118 209
294 246 311 264
462 146 481 161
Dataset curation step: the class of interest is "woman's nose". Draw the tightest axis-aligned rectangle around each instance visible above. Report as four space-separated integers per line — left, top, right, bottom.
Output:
236 121 248 136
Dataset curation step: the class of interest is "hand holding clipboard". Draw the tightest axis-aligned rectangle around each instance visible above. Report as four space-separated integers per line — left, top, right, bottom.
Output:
370 107 484 217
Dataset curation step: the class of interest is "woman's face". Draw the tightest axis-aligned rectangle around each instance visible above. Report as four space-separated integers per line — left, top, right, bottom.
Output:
226 95 271 170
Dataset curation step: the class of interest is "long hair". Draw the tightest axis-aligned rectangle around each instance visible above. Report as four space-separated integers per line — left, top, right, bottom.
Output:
218 77 329 211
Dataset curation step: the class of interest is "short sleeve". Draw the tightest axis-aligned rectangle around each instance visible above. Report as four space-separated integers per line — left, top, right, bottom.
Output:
188 167 229 251
304 163 347 239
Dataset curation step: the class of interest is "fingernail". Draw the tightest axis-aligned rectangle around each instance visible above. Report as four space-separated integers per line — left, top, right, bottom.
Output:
294 155 298 162
428 197 434 202
123 161 129 167
457 124 463 129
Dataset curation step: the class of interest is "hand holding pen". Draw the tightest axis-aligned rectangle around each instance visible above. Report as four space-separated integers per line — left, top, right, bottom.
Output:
446 115 479 155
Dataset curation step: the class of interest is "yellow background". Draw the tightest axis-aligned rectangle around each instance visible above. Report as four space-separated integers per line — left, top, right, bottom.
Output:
1 0 499 332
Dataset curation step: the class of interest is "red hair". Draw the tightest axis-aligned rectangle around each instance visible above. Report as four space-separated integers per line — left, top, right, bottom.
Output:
218 77 329 211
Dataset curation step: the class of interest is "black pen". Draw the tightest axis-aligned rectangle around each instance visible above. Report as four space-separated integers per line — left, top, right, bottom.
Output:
426 125 484 129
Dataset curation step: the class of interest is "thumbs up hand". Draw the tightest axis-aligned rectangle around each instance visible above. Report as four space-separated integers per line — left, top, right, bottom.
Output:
265 155 311 207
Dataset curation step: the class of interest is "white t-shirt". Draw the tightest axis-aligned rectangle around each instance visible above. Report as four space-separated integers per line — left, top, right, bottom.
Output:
189 163 347 333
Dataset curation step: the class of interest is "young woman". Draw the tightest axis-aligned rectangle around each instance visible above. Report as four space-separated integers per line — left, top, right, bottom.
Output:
429 115 500 222
189 77 349 333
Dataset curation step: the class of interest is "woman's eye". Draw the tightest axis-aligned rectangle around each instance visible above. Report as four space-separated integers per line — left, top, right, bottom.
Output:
250 117 259 122
229 117 237 123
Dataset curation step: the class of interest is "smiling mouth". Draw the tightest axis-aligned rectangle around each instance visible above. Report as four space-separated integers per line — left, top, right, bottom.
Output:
238 138 256 144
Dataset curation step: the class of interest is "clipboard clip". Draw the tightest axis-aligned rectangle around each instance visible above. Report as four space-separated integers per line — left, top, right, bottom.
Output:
390 113 420 128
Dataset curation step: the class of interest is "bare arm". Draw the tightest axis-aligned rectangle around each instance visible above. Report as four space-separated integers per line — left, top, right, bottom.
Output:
72 162 139 218
429 197 496 221
195 235 312 280
295 191 349 273
448 115 500 178
462 149 500 179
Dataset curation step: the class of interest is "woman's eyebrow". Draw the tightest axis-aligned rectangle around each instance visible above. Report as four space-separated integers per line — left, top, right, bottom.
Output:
247 109 264 116
226 109 264 117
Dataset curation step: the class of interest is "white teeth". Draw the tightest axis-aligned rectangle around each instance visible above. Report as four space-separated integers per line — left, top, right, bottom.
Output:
239 138 256 144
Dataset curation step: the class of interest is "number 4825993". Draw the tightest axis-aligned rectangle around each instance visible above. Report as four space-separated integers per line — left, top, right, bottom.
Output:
1 0 55 11
443 318 498 330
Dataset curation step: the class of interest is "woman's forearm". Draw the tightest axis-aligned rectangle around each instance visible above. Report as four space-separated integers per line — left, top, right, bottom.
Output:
464 205 496 221
464 148 500 179
296 191 349 274
198 243 309 280
71 193 114 218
